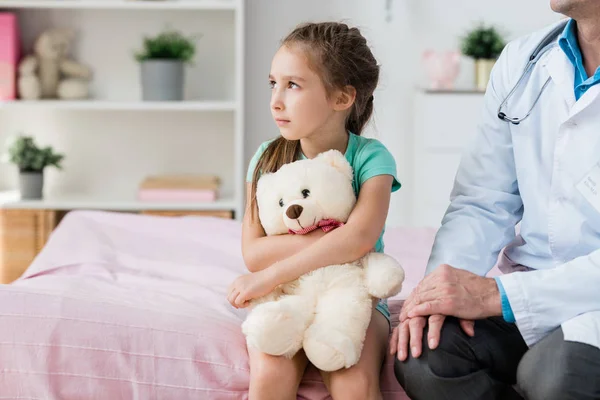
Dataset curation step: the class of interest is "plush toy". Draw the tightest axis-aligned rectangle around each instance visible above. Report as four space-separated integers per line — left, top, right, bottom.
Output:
422 50 460 90
18 28 93 100
242 149 405 372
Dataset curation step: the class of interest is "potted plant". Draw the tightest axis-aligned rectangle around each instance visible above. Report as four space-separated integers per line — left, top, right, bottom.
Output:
134 28 200 101
461 24 506 91
1 135 64 199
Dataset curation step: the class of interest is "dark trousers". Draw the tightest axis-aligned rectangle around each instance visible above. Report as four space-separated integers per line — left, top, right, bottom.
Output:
394 317 600 400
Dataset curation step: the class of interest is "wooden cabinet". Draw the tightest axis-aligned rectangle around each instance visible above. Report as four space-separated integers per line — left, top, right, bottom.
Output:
0 209 57 284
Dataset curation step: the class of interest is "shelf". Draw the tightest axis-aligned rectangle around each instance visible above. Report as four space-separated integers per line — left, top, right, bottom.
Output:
0 0 237 10
0 190 236 211
419 88 485 95
0 100 238 111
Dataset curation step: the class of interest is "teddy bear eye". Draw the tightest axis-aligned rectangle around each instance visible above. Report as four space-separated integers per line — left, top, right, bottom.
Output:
302 189 310 198
279 199 284 207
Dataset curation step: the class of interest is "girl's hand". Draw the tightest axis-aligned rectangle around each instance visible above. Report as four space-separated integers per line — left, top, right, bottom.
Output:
227 268 279 308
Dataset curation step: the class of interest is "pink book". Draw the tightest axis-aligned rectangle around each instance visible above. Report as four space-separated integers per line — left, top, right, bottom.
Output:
0 13 19 101
137 188 218 202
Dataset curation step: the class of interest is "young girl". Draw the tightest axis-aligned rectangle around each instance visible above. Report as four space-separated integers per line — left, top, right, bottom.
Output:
227 21 401 400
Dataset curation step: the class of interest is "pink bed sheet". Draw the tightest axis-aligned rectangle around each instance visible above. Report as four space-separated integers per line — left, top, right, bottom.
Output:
0 210 440 399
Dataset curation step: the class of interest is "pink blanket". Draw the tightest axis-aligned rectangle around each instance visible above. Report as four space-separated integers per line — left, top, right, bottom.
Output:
0 211 438 399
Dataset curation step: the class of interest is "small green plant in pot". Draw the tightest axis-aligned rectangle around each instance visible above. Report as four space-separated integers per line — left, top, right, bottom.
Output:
461 24 506 90
134 28 200 101
1 135 64 199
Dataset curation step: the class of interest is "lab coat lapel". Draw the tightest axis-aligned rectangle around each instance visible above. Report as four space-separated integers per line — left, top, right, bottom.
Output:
571 84 600 119
543 47 576 110
543 44 600 121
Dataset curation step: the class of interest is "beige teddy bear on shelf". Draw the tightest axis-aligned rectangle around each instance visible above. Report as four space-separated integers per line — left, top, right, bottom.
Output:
18 28 93 100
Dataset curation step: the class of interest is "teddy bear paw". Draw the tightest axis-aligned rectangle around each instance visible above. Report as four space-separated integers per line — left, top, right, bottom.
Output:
303 325 360 372
363 253 405 298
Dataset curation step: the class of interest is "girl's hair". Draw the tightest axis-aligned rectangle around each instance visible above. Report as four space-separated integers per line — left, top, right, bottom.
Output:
249 22 380 216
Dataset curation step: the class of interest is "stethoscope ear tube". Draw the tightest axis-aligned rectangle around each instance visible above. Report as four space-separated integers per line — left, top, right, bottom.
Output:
496 20 569 125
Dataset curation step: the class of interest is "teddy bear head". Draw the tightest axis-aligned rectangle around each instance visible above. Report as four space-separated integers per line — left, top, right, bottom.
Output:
256 149 356 236
34 28 75 60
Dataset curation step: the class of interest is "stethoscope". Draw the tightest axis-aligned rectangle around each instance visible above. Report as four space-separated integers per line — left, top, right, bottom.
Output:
497 19 569 125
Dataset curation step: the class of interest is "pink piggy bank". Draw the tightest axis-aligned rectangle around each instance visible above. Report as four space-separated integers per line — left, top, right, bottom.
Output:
422 50 460 90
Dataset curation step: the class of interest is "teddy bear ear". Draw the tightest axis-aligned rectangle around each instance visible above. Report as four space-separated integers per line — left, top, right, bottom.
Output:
256 172 275 196
316 150 353 181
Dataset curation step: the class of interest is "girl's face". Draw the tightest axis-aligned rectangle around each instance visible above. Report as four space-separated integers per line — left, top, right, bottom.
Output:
269 45 342 141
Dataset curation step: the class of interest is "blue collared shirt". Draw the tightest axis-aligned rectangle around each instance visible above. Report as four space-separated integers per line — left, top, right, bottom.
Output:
558 18 600 100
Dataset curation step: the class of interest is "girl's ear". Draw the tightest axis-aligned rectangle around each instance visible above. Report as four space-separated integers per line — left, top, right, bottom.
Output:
333 85 356 111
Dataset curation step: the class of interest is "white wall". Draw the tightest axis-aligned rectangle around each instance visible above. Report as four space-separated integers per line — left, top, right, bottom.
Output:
244 0 561 227
0 1 562 225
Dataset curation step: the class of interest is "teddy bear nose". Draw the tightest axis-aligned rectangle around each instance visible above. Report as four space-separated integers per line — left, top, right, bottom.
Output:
286 204 303 219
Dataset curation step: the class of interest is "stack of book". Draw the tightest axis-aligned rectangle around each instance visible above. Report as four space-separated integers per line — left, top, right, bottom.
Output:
137 174 220 202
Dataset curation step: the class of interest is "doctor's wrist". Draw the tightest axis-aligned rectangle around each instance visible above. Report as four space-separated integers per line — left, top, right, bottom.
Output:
482 277 503 318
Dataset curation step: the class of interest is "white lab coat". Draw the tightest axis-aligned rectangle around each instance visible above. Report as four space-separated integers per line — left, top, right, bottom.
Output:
426 19 600 349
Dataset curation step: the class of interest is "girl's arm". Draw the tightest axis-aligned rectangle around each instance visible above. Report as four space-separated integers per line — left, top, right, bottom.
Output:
269 175 393 285
242 182 326 272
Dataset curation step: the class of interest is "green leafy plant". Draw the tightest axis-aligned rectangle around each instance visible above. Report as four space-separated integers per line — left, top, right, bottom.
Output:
461 24 506 60
134 29 200 64
1 135 64 172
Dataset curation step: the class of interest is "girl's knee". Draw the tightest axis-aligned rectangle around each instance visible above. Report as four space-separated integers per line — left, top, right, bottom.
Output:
252 354 297 384
329 370 381 400
249 350 306 399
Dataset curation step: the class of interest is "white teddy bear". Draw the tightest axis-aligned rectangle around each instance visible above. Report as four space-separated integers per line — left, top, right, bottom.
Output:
242 149 405 372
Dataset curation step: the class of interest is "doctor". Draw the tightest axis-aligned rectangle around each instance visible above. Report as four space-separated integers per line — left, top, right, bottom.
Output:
392 1 600 399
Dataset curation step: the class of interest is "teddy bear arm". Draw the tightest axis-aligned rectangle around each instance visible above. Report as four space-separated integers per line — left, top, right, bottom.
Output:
18 55 39 75
362 252 405 299
60 59 92 80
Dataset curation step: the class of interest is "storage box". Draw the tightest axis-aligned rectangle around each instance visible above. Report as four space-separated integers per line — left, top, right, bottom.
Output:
0 13 19 101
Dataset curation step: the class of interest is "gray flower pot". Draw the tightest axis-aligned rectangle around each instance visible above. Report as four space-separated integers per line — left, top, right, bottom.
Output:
140 60 184 101
19 170 44 200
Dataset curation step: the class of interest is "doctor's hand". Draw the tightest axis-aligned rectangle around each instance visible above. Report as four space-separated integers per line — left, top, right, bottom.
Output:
399 264 502 322
227 268 278 309
390 315 474 360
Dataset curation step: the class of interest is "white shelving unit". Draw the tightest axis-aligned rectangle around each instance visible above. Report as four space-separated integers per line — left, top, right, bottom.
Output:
410 89 484 227
0 189 237 211
0 0 245 219
0 0 237 10
0 100 238 111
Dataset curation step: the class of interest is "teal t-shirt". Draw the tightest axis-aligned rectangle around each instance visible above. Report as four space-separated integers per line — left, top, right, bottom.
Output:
246 132 401 252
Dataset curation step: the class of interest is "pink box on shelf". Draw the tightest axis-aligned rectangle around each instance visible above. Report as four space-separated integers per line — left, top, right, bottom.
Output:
137 189 218 203
0 13 19 101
